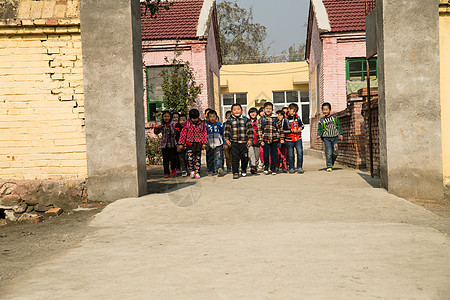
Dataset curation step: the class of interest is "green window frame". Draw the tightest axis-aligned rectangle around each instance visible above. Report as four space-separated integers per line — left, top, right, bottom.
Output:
146 66 172 123
346 57 377 81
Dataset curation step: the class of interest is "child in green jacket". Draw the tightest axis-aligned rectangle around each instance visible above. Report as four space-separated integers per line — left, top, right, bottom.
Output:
317 102 343 172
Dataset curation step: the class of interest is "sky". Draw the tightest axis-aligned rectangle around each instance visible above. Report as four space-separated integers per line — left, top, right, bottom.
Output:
217 0 310 56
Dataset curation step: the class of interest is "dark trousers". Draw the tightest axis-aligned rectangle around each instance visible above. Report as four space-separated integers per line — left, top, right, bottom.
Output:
162 147 177 175
206 145 223 173
178 149 187 172
230 142 248 174
263 142 278 172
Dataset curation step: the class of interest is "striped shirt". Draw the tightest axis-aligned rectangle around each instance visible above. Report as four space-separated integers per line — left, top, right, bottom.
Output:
320 116 341 138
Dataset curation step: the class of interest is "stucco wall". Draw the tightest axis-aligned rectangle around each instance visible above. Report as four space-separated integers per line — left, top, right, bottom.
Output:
440 3 450 197
205 14 221 112
0 0 87 180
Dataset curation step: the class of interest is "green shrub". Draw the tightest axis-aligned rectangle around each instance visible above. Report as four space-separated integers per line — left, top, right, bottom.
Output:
146 136 162 165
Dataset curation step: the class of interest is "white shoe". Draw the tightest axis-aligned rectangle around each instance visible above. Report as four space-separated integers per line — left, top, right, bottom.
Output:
241 173 247 177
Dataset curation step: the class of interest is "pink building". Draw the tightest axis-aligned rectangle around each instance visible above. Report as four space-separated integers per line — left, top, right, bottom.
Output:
141 0 221 135
306 0 377 150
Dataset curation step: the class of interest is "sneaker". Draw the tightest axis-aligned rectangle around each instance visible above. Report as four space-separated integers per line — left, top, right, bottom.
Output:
289 169 295 174
182 171 187 177
298 168 304 174
241 173 247 177
233 173 239 179
195 172 201 179
326 168 332 172
190 171 196 178
272 171 277 175
172 170 177 176
282 169 288 173
164 174 170 178
250 167 256 175
208 172 213 177
217 168 224 177
264 169 269 175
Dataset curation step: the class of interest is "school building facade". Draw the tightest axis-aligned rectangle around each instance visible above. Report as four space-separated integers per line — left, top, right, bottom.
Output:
220 62 310 141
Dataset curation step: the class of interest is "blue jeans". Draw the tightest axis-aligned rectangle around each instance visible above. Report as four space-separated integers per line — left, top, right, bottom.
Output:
263 142 278 172
286 140 303 170
206 145 223 172
323 136 338 168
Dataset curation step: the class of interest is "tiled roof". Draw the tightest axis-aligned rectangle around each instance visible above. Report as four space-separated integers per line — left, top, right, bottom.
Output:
322 0 367 32
141 0 204 40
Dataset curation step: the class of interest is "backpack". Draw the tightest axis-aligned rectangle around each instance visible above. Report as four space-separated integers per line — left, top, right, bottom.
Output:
321 115 338 130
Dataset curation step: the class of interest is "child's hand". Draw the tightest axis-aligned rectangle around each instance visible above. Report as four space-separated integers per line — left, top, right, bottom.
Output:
292 128 298 133
202 144 207 150
260 141 265 147
247 140 252 148
280 139 285 144
226 140 231 147
177 145 183 152
339 135 344 141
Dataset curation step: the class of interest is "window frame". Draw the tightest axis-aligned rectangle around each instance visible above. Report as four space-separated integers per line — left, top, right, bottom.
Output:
271 90 310 125
221 93 248 120
345 57 378 81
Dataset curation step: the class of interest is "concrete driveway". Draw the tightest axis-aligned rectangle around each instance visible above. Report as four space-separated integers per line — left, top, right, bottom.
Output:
2 156 450 299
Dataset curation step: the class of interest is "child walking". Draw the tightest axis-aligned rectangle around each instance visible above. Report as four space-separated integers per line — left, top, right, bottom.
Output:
206 110 225 177
281 103 305 174
224 104 253 179
317 102 343 172
258 102 284 175
223 110 232 172
175 113 188 177
276 110 288 173
154 111 178 178
178 109 208 178
248 107 261 174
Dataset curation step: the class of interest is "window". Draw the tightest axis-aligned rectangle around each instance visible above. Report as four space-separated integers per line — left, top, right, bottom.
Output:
272 90 310 125
221 93 248 120
146 66 174 122
346 58 377 81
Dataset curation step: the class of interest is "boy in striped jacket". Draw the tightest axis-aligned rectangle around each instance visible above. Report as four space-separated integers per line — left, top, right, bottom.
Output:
317 102 344 172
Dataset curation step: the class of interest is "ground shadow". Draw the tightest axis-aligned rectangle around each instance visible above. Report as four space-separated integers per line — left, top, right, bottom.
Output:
318 167 344 171
147 166 200 194
358 172 381 188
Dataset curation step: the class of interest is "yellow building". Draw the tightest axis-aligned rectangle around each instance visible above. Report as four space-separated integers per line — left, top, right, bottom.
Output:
440 0 450 197
220 61 310 140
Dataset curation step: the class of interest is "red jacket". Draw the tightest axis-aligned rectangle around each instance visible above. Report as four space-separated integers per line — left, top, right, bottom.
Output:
178 118 208 146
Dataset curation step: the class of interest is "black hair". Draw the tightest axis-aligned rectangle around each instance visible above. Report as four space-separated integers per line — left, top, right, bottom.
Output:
207 109 218 117
225 110 231 116
172 111 180 116
204 108 211 114
189 109 200 119
276 110 284 115
288 103 299 112
322 102 331 110
258 107 264 113
231 103 242 110
263 102 273 108
248 107 258 115
282 107 288 111
179 113 187 119
160 110 172 124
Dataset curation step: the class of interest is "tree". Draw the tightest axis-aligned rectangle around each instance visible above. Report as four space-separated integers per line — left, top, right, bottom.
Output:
160 50 203 115
217 0 270 64
269 44 306 63
141 0 172 18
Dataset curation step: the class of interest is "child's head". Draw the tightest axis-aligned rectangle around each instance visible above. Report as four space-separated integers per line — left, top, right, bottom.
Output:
288 103 299 116
172 111 179 123
161 110 172 124
248 107 258 120
231 104 243 117
225 110 231 119
258 107 264 117
179 113 187 126
263 102 273 115
276 110 284 121
189 109 200 124
322 102 331 116
282 107 289 114
204 108 211 119
207 110 218 123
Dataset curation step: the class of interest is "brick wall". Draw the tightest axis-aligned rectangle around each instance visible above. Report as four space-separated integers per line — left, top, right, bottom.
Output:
335 98 366 169
362 97 380 176
0 0 87 180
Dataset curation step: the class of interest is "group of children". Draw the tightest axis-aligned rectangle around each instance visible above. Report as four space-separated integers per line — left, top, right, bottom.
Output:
154 101 343 179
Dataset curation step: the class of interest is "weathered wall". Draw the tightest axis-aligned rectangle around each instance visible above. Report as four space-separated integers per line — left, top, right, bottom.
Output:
205 9 221 112
0 0 86 180
81 0 148 202
362 97 380 176
376 0 443 200
440 1 450 199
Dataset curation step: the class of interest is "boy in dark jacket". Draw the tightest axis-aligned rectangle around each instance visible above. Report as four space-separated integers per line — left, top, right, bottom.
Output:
317 102 343 172
281 103 305 174
174 113 188 176
206 110 225 177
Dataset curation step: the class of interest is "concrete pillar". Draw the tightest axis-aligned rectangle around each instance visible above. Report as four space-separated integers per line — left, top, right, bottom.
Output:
376 0 443 199
80 0 147 202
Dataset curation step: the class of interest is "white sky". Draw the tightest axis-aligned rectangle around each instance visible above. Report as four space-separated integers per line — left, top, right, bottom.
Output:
217 0 310 56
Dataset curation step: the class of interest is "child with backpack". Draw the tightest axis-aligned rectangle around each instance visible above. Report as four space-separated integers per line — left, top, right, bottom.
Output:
174 113 188 177
178 109 208 179
205 110 225 177
258 102 284 175
317 102 343 172
281 103 305 174
224 103 253 179
248 107 261 174
154 111 178 178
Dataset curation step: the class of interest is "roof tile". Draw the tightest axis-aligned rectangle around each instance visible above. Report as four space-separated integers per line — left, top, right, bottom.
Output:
323 0 368 32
